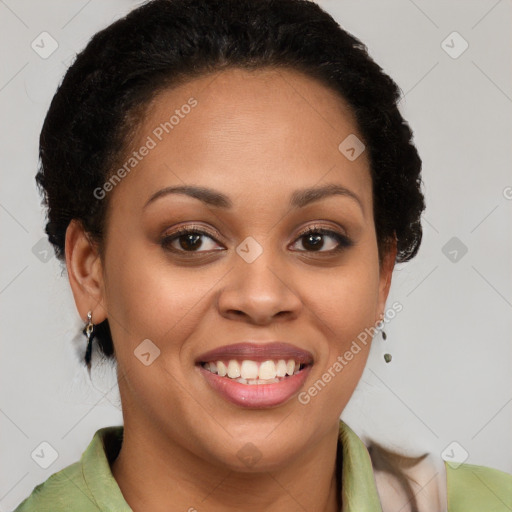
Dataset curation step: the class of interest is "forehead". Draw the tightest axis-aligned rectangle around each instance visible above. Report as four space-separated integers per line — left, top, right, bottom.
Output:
108 67 372 215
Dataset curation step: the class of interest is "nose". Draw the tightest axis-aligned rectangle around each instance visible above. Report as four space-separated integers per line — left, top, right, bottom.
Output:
216 247 302 325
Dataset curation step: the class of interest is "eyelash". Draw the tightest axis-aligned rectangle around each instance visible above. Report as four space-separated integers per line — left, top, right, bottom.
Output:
160 224 353 255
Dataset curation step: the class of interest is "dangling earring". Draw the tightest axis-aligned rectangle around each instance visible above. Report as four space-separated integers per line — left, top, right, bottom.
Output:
378 313 392 363
83 310 96 369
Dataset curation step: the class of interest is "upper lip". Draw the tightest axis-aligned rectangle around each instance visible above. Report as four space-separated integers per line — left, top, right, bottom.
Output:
195 342 314 365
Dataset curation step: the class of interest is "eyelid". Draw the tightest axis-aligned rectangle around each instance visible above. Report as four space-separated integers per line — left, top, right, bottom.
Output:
162 224 221 240
295 223 347 238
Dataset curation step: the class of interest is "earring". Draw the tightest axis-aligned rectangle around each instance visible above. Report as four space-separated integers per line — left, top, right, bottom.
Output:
378 313 392 363
82 310 96 369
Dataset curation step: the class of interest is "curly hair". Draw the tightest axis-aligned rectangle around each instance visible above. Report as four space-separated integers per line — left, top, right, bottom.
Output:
37 0 425 368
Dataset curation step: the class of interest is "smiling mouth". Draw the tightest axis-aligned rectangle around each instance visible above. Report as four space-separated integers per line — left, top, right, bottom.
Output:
199 359 309 385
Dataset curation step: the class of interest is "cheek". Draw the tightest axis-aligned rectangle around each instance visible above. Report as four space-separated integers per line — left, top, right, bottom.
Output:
309 258 381 346
103 243 224 354
298 302 376 418
299 253 380 406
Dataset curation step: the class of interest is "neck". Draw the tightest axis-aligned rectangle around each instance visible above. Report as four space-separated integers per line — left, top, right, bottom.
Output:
111 418 341 512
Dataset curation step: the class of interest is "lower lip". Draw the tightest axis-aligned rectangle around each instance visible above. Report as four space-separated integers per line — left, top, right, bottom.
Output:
197 364 312 409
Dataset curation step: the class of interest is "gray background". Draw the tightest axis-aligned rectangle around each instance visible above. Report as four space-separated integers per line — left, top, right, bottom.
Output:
1 0 511 509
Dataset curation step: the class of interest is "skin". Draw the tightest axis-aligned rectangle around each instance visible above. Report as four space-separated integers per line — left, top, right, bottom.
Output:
65 67 397 512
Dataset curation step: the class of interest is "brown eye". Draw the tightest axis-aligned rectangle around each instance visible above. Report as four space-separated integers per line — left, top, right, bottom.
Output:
161 226 223 253
291 226 353 253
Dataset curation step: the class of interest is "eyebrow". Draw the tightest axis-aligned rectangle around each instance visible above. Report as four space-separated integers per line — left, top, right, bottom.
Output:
143 183 363 212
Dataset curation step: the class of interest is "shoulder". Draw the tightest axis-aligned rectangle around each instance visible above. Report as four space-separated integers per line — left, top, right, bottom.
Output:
372 448 447 512
446 461 512 511
13 460 98 512
370 441 512 512
13 426 125 512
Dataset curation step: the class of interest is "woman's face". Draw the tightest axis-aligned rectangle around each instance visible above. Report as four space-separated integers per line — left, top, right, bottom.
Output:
74 67 395 470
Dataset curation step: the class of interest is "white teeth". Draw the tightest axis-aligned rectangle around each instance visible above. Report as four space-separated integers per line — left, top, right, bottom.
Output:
259 360 277 380
234 377 281 385
217 361 227 377
202 358 304 382
240 360 259 380
276 359 287 377
227 360 241 378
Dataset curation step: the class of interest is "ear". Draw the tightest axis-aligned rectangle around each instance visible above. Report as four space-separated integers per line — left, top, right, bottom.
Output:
65 219 108 324
376 236 397 321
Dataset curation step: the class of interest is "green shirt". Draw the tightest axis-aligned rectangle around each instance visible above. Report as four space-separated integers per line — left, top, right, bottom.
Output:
13 420 512 511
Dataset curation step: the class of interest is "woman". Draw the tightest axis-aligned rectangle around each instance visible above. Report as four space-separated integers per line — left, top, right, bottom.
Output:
14 0 512 510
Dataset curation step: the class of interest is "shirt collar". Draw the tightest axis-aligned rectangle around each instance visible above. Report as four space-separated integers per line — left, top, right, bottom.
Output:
81 425 132 511
338 420 383 511
81 420 382 511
